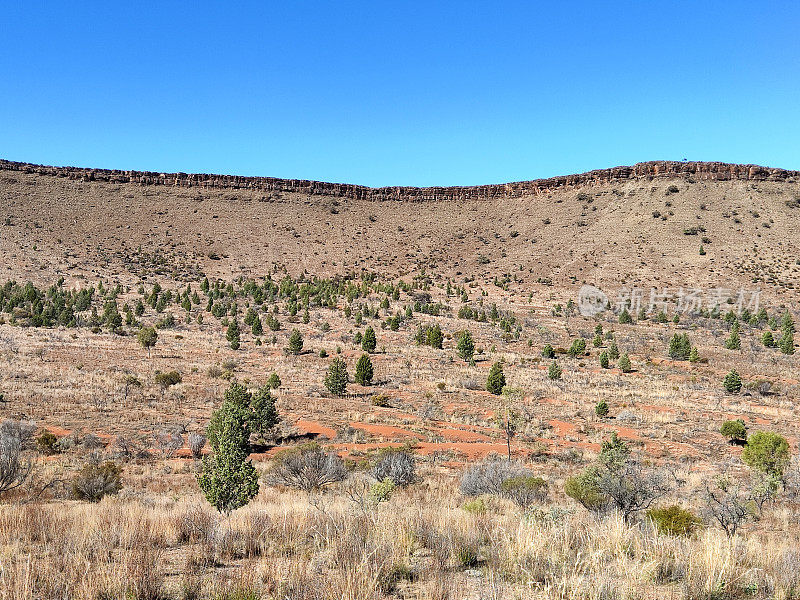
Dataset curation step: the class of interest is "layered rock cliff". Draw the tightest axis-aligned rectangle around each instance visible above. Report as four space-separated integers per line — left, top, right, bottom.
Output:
1 159 797 202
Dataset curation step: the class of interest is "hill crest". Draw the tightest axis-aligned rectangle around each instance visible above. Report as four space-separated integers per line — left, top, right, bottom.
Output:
2 158 798 202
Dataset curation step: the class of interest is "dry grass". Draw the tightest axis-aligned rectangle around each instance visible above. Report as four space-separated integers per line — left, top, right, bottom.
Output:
1 476 799 599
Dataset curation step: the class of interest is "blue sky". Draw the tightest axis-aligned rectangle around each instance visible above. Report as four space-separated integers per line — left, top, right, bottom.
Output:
2 2 799 186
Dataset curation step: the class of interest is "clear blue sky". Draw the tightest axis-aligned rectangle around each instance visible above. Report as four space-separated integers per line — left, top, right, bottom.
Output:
2 2 799 187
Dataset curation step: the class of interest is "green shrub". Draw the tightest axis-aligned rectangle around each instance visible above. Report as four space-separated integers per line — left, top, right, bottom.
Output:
723 369 742 394
742 431 790 477
646 505 702 536
456 330 475 362
368 478 396 503
720 419 747 443
362 326 377 353
486 362 506 395
599 351 609 369
500 475 548 507
541 344 555 359
324 357 349 396
71 461 123 502
568 338 587 357
36 430 59 455
595 400 609 417
287 329 304 354
355 353 374 385
618 353 632 373
668 333 691 360
461 497 487 514
547 361 562 380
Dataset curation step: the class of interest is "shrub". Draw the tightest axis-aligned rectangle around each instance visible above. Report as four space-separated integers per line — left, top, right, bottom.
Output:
595 400 609 417
188 432 206 459
564 467 608 514
742 431 790 477
547 361 562 380
668 333 691 360
541 344 555 359
720 419 747 443
36 430 59 455
226 320 240 350
324 357 349 396
461 497 487 514
647 505 702 536
688 346 700 363
486 362 506 395
724 328 741 350
155 370 182 390
500 475 548 507
599 351 609 369
286 329 303 355
137 326 158 356
355 353 374 386
618 308 633 324
266 443 347 491
267 372 281 389
456 330 475 362
0 421 34 497
779 331 795 355
362 326 377 353
426 323 444 349
618 353 632 373
460 456 532 497
723 369 742 394
370 448 416 486
249 386 279 440
567 338 587 357
198 398 259 514
368 478 396 503
71 461 123 502
762 331 775 348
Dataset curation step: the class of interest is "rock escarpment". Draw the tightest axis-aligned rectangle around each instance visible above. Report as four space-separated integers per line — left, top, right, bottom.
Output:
1 159 797 202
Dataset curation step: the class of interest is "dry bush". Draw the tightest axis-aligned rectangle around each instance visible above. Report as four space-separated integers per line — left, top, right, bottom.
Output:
266 443 347 491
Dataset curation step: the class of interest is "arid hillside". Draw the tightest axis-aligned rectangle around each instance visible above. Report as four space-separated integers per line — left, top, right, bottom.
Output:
1 160 800 599
2 160 800 304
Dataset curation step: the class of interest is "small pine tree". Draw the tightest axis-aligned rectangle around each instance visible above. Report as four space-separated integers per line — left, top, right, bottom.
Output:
668 333 691 360
619 308 633 324
354 353 374 386
568 338 587 357
724 328 741 350
723 369 742 394
251 316 263 336
324 357 349 396
608 339 620 360
762 331 775 348
287 329 304 355
267 372 281 389
599 351 609 369
362 326 377 353
618 353 632 373
779 331 795 355
486 362 506 395
250 386 279 440
197 400 259 514
227 319 240 350
592 334 603 348
456 330 475 363
426 324 444 349
547 361 562 380
542 343 555 359
595 400 609 417
688 346 700 363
